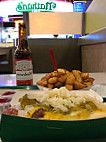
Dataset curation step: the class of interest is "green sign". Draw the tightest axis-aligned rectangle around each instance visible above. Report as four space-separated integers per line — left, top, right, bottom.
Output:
16 1 56 12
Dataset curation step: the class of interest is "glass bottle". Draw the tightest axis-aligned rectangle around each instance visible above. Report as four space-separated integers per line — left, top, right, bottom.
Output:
14 22 33 86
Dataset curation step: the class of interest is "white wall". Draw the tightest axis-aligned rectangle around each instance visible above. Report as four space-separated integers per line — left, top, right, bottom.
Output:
0 1 22 17
29 12 83 35
86 0 106 34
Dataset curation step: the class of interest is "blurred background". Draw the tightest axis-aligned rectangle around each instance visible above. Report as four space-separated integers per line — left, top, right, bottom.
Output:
0 0 106 74
0 0 93 44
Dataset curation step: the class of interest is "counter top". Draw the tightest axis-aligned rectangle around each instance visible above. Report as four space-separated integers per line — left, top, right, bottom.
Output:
0 43 16 49
0 73 106 87
79 27 106 46
0 73 46 86
0 43 14 47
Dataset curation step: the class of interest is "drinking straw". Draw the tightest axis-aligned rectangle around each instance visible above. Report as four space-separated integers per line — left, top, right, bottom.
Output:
49 49 57 71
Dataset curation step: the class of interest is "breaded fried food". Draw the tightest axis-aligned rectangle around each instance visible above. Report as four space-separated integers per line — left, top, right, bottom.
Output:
84 82 92 87
65 84 73 90
36 68 95 90
55 82 63 88
65 73 75 85
51 71 59 77
47 83 54 89
45 73 52 79
74 81 87 90
81 73 89 80
72 70 82 83
84 77 95 83
48 77 58 84
57 68 66 75
58 74 67 83
36 77 47 87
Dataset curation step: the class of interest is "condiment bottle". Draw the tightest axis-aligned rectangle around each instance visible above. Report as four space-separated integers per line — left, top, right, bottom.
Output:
14 22 33 86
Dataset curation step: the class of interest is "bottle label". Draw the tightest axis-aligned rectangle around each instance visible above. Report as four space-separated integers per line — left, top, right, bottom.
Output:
15 59 33 85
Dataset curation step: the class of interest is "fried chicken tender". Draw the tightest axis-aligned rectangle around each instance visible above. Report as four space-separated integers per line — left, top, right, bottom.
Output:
81 73 89 80
58 74 67 83
55 82 63 88
48 77 58 84
65 84 73 90
57 68 66 75
45 73 52 79
84 82 92 87
65 73 75 85
74 81 87 90
72 70 82 83
47 83 54 89
84 77 95 83
36 68 94 91
51 71 59 77
36 77 47 87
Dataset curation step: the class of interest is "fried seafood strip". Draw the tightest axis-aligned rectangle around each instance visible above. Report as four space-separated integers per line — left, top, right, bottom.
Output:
36 69 95 90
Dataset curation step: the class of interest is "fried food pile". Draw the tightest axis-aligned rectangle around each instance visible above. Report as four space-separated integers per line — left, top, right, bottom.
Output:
36 69 95 90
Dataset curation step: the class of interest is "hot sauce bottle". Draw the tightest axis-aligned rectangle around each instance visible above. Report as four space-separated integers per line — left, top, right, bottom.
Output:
15 23 33 86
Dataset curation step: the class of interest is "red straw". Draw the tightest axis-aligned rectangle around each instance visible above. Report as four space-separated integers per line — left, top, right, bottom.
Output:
49 49 57 71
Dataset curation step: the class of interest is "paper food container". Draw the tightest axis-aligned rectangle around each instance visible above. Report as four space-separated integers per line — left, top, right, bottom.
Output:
0 85 106 142
0 114 106 142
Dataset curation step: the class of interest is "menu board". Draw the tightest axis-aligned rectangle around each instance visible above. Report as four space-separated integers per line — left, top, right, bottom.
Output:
0 17 3 22
73 2 85 12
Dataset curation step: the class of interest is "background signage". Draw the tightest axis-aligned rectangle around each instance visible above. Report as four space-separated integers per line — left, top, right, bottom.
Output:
16 0 73 12
0 17 3 22
73 1 85 12
16 1 57 12
0 0 73 16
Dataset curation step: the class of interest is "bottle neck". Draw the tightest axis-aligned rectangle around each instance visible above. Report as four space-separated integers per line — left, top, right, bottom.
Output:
18 23 28 50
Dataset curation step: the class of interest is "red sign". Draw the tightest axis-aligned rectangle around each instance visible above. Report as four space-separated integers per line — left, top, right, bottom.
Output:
1 0 16 1
55 0 72 1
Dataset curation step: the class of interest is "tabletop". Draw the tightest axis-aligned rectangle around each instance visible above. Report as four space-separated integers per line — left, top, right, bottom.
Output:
0 53 6 56
0 72 106 87
0 73 46 86
0 73 106 142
